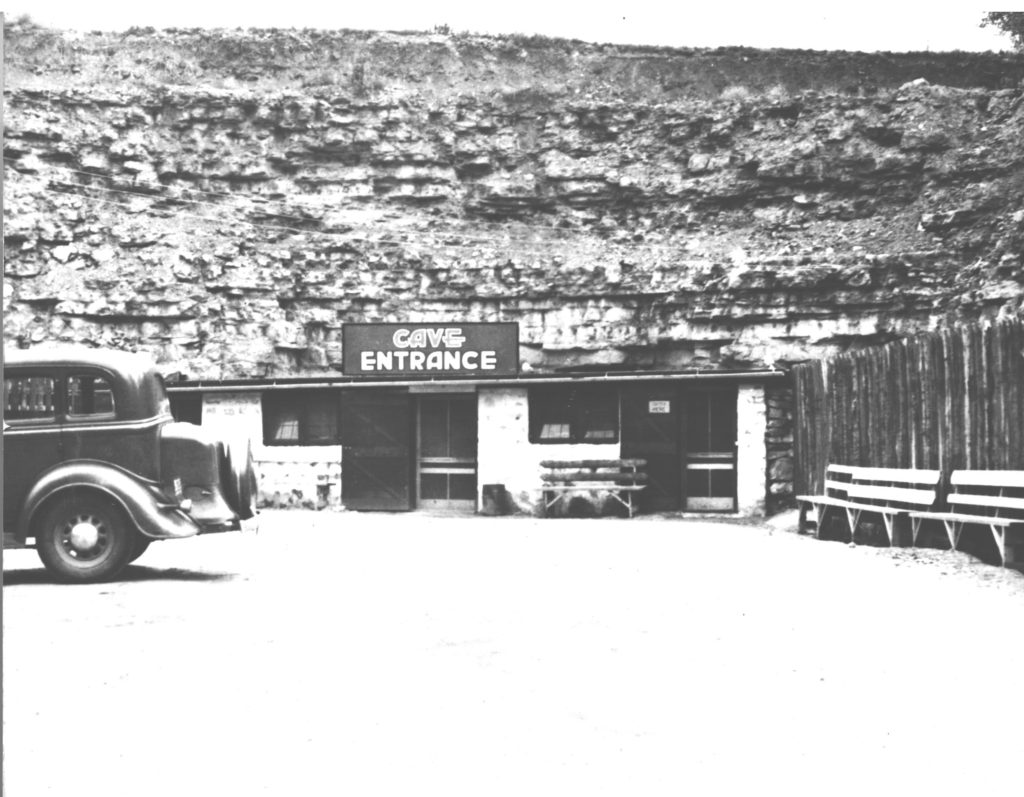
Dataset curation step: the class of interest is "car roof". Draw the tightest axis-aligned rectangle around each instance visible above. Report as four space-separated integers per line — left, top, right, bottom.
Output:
3 346 159 378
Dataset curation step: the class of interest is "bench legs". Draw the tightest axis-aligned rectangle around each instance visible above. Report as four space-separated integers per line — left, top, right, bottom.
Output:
986 523 1022 568
805 504 873 542
914 517 965 552
911 518 1023 568
810 504 910 546
880 513 895 546
990 524 1007 567
542 489 636 518
941 519 965 552
879 513 913 547
844 507 863 543
844 508 908 546
802 503 832 539
1000 527 1024 570
618 491 635 519
814 504 828 539
911 516 925 546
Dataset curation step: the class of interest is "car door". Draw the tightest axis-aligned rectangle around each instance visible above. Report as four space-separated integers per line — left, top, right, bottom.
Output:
60 368 160 480
3 370 63 536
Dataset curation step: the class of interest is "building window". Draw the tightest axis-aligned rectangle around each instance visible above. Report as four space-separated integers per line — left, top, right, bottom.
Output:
263 390 340 445
529 386 618 444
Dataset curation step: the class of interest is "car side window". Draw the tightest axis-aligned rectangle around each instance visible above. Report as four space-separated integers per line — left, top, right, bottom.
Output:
67 374 116 418
4 376 58 422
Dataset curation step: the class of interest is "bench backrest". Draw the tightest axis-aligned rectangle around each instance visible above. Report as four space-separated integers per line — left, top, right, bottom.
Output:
541 459 647 485
947 470 1024 521
540 459 646 470
822 464 856 499
823 464 941 510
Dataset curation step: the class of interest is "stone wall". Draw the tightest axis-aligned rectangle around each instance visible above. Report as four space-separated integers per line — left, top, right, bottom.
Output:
5 27 1024 382
256 445 344 510
765 386 795 512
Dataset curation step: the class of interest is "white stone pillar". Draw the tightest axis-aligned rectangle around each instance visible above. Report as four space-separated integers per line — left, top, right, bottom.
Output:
735 383 767 516
476 387 532 512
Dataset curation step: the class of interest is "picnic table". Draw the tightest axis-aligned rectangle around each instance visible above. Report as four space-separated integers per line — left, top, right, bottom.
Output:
540 459 648 518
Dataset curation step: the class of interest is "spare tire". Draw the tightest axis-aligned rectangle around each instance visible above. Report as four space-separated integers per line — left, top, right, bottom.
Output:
220 437 257 521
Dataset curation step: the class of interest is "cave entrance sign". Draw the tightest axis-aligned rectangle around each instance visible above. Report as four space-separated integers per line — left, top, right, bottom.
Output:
342 323 519 378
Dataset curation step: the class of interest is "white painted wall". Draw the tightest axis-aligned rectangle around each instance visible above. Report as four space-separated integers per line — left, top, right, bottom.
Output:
735 383 768 516
476 386 621 514
202 392 343 508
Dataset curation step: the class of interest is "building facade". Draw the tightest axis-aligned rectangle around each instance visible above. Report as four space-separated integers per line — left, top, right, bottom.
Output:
167 321 784 516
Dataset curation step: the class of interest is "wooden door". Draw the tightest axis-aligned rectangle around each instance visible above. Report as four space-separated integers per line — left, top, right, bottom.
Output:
621 386 681 512
417 396 477 510
682 388 738 511
340 391 413 511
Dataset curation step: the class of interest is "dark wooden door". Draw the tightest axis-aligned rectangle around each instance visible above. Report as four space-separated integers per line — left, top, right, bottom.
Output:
682 388 738 511
621 386 681 512
417 396 477 509
340 391 413 511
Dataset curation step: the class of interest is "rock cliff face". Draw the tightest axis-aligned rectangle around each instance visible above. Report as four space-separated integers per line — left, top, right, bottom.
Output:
5 25 1024 378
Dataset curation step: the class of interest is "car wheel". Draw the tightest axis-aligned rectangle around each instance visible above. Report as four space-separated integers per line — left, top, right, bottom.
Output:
220 438 257 521
35 494 135 583
129 533 152 563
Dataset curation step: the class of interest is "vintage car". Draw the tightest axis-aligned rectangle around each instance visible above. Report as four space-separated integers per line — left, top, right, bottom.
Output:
3 346 257 582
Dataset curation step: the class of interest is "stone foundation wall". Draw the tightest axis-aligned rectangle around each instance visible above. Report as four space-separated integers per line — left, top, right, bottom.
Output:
256 448 344 510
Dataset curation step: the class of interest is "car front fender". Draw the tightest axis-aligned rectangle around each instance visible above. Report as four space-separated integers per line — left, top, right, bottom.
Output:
19 461 200 543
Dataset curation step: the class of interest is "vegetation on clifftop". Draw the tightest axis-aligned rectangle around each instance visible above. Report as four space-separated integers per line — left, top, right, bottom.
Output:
5 15 1024 101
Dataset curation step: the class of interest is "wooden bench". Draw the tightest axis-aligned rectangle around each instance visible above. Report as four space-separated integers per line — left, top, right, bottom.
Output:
540 459 647 518
796 464 942 545
909 470 1024 568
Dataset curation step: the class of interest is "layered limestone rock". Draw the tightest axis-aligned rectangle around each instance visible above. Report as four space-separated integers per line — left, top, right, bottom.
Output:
4 26 1024 379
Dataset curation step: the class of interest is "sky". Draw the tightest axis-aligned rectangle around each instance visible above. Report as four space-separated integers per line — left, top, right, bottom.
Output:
4 1 1020 53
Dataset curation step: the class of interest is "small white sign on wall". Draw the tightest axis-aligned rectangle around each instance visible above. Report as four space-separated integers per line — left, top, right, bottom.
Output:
205 393 260 418
648 400 671 414
203 393 262 439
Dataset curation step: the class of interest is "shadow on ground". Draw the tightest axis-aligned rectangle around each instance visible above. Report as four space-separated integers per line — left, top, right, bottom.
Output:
2 566 238 586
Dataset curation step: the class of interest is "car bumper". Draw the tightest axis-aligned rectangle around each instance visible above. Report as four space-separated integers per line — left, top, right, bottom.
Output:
182 488 244 534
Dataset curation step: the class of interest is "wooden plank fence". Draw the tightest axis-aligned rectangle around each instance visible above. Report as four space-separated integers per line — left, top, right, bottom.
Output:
793 320 1024 495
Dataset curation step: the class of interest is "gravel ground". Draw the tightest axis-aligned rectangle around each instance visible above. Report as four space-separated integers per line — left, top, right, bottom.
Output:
4 509 1023 797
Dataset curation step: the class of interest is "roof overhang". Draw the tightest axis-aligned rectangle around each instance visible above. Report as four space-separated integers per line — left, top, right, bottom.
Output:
166 368 788 393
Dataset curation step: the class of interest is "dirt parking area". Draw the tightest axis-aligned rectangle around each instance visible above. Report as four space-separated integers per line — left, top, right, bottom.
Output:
4 510 1024 796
